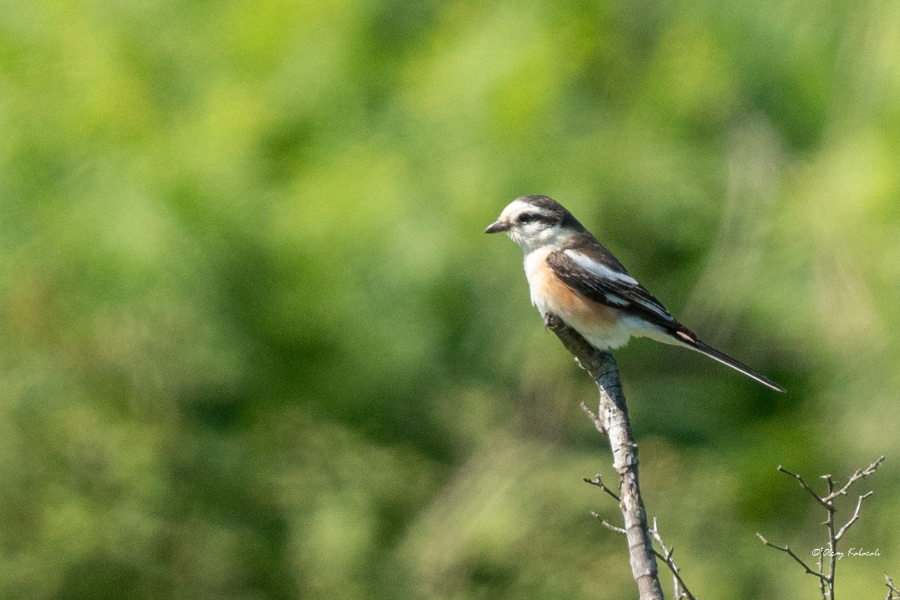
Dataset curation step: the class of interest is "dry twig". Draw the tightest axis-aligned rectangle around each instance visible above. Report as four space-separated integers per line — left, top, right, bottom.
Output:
755 533 827 582
651 518 698 600
584 474 620 502
885 573 899 600
587 492 699 600
757 456 885 600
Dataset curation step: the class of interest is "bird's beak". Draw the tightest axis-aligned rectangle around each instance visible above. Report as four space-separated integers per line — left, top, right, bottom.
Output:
484 220 509 234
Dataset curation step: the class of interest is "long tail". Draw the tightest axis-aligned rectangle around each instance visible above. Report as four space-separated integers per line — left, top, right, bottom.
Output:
683 337 786 393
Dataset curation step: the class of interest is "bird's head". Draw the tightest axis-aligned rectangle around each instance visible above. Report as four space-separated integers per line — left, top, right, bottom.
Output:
485 195 585 253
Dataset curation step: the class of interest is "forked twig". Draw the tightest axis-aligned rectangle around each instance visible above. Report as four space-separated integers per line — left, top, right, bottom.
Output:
584 474 620 502
585 478 698 599
825 456 884 503
834 491 873 541
757 456 885 600
580 402 608 436
651 518 698 600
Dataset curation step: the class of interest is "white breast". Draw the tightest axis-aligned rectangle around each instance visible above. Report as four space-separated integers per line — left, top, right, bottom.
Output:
523 248 553 315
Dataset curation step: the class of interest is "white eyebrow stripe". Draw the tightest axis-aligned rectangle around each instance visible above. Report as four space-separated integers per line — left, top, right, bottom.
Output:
564 250 639 285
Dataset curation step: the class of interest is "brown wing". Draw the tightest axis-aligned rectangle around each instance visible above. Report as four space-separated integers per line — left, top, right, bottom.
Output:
545 244 678 330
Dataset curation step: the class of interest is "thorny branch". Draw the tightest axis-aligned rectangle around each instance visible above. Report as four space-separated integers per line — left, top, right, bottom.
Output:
757 456 885 600
834 491 873 541
825 457 884 503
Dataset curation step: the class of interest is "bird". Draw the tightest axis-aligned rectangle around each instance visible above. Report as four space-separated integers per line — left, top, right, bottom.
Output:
485 194 785 392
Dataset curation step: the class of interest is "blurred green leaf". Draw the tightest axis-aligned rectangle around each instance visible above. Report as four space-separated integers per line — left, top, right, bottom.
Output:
0 0 898 598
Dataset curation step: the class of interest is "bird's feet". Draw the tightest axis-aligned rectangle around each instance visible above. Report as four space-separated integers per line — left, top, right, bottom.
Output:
543 313 563 330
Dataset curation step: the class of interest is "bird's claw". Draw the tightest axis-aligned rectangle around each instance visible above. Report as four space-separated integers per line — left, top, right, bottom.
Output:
543 313 561 330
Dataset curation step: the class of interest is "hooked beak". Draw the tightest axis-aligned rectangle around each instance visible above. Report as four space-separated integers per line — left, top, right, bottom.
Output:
484 220 509 234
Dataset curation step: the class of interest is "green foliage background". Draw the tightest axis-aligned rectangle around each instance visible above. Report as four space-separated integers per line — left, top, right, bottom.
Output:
1 0 899 598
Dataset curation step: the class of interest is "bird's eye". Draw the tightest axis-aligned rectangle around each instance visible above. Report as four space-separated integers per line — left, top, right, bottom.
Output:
518 213 537 224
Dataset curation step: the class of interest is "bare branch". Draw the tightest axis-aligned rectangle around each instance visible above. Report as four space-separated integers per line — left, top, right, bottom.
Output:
834 491 874 541
825 502 836 600
885 573 899 600
592 513 627 535
777 465 829 508
651 518 699 600
603 515 700 600
756 533 829 583
823 456 885 503
763 457 885 600
584 474 621 502
602 521 628 535
546 314 663 599
816 548 826 600
580 401 608 436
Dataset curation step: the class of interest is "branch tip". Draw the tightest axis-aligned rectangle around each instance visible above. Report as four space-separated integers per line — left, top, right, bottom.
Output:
886 572 900 600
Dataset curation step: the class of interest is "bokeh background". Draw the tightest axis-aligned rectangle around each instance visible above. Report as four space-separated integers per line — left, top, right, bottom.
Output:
2 0 899 598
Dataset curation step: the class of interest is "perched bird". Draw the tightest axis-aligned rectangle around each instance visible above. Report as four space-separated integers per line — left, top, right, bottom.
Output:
486 195 785 392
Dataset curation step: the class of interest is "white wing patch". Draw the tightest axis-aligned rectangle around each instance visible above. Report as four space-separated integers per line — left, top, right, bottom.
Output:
564 249 674 321
633 297 674 321
564 250 638 285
